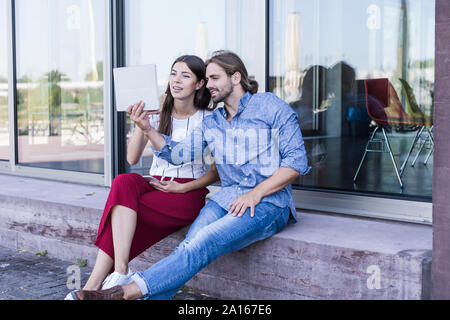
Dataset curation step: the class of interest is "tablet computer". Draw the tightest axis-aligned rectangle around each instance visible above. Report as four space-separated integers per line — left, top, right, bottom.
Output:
113 64 160 112
142 175 162 184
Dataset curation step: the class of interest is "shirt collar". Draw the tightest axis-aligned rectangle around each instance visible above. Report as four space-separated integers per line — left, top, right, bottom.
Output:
218 92 253 119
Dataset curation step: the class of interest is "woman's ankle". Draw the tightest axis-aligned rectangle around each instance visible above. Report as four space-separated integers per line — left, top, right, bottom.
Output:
114 263 129 275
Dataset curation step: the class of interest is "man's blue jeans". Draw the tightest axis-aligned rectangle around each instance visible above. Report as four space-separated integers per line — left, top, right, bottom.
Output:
130 200 291 300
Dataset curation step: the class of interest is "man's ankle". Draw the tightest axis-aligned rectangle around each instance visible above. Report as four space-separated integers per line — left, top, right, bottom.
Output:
121 282 143 300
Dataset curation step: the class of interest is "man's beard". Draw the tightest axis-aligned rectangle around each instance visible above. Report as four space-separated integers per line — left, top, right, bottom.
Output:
211 83 233 103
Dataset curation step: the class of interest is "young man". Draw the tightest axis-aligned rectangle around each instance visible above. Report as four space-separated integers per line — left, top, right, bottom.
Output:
71 51 310 300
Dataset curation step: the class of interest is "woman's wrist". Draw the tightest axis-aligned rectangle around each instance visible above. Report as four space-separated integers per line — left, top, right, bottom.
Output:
143 126 168 151
180 182 193 193
142 126 155 141
142 125 153 135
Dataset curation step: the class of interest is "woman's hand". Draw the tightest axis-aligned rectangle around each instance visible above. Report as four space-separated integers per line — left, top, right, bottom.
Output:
148 180 188 194
126 101 159 133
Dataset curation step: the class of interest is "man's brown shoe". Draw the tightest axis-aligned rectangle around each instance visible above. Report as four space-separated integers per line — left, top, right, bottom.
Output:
72 285 125 300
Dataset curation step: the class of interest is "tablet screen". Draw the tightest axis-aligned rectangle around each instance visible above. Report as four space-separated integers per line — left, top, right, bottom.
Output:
113 64 160 112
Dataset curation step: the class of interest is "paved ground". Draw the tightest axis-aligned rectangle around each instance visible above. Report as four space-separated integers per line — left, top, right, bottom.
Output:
0 245 215 300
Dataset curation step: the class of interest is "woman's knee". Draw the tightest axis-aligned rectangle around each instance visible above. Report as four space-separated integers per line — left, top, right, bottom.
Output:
111 173 140 191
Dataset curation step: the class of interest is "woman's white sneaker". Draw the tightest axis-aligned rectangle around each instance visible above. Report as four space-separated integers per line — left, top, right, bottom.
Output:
64 290 79 300
101 269 133 290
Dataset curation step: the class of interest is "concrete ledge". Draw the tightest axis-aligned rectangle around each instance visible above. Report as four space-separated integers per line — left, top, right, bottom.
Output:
0 173 432 299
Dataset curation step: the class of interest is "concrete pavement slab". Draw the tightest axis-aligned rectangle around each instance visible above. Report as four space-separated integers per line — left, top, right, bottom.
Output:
0 245 215 300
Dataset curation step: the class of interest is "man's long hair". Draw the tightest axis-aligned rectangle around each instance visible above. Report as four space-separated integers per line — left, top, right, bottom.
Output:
206 50 259 95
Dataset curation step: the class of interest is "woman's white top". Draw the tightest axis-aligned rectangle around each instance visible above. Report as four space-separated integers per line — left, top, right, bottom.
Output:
149 109 212 179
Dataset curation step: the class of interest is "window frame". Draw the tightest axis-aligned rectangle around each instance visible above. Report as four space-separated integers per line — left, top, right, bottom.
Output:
0 0 113 186
0 0 433 224
265 0 433 223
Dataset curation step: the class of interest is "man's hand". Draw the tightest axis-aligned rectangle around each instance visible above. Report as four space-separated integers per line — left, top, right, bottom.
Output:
149 180 187 194
228 190 262 218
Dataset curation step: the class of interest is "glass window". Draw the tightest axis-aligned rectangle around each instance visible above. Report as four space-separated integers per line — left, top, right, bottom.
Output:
0 0 9 160
125 0 265 174
15 0 107 173
269 0 435 200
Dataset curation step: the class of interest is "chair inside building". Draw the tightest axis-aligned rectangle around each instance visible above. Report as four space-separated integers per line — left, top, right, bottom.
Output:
398 78 434 169
353 78 403 187
353 78 434 188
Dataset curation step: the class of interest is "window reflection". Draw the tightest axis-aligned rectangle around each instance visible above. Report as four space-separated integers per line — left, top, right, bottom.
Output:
0 0 8 160
270 0 435 199
15 0 106 173
125 0 265 174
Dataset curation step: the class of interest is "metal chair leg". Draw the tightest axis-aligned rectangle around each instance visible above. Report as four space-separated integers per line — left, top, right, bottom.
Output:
411 138 428 167
424 127 434 165
382 128 403 188
426 127 434 145
353 126 379 182
412 126 434 167
424 148 433 165
411 134 428 167
408 126 433 168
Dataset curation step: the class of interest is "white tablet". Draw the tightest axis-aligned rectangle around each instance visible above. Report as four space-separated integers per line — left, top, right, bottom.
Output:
113 64 160 112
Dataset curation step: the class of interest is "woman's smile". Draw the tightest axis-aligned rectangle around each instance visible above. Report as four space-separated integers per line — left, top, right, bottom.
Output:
172 86 183 93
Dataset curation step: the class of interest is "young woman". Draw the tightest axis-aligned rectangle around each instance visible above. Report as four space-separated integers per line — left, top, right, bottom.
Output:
65 55 218 298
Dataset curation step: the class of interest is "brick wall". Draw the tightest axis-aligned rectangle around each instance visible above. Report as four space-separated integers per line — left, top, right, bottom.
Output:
432 0 450 299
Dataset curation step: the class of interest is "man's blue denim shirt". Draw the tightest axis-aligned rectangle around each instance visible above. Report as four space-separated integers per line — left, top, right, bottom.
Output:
153 92 311 223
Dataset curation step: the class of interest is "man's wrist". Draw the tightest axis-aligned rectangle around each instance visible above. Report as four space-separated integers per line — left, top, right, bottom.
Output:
251 188 264 201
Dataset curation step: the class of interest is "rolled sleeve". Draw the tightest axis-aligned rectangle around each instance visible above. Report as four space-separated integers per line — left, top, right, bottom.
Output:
151 134 176 162
151 126 207 165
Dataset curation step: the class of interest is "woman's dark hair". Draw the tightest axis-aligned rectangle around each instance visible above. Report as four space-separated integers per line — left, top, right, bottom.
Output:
205 50 259 95
158 55 212 136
